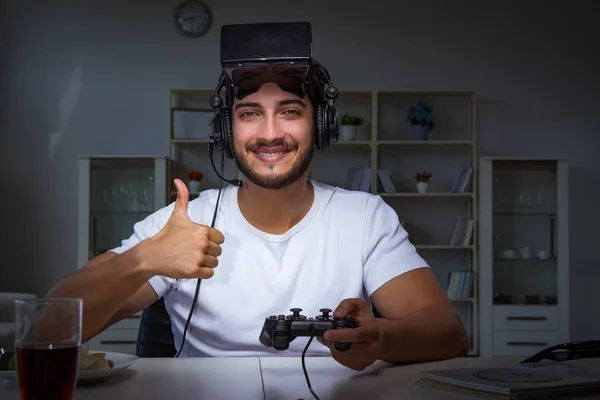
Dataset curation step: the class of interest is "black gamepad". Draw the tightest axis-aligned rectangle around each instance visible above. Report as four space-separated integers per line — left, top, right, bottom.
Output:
259 308 357 352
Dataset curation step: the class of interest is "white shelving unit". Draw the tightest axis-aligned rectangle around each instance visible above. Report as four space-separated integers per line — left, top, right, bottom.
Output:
77 155 167 354
167 88 479 355
478 157 569 357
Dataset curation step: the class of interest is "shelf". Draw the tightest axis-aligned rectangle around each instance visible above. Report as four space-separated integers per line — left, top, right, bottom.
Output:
479 157 569 357
493 302 558 307
415 245 474 250
90 211 153 215
170 139 210 144
450 298 475 303
171 107 212 112
377 140 472 146
493 212 556 217
378 192 473 197
494 258 556 263
169 191 201 196
170 139 472 146
332 141 371 146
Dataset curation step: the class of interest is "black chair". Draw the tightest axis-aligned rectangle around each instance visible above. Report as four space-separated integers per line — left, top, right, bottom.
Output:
135 297 176 357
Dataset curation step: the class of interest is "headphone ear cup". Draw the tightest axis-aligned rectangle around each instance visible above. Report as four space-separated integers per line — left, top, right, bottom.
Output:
211 113 224 151
328 106 339 144
314 103 328 151
221 107 234 159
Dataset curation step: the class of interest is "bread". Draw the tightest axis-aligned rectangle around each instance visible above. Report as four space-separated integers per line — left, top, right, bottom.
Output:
79 350 114 371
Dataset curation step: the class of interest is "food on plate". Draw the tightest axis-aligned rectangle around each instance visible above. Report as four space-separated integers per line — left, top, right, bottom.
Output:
79 347 114 371
0 347 114 371
0 351 15 371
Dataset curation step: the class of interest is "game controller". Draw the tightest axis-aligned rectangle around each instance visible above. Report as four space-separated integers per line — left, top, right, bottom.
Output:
259 308 357 352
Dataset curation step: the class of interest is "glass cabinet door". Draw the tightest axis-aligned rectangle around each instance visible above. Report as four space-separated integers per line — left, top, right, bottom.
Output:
78 156 167 268
491 159 559 306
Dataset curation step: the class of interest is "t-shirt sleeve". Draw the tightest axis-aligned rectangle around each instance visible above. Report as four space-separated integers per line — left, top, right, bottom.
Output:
109 204 179 299
362 195 430 297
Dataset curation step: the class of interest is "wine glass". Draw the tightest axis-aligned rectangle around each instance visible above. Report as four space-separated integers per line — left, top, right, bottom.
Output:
14 298 82 400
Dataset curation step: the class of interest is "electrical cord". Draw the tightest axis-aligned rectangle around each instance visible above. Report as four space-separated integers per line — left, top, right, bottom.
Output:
175 151 226 358
301 327 320 400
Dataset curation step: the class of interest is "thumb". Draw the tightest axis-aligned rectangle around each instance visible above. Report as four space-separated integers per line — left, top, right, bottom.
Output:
171 178 190 219
333 298 369 318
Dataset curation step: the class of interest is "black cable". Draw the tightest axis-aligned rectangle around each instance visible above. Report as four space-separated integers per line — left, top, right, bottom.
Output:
175 152 226 358
301 327 320 400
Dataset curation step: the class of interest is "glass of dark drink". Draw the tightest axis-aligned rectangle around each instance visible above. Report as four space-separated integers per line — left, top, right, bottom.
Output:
14 298 82 400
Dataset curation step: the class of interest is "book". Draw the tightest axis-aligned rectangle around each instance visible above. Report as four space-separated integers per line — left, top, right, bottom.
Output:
419 362 600 399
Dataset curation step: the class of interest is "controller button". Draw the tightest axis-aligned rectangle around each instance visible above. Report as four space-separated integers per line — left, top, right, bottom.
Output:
269 315 276 319
278 315 285 320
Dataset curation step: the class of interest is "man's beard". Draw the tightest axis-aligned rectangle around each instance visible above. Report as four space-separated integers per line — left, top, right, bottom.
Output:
234 137 314 189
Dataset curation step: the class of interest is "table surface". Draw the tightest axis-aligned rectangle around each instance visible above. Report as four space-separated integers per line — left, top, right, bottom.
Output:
2 356 600 400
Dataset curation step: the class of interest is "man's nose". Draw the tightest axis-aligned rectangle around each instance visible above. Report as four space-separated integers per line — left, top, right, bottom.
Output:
258 113 283 142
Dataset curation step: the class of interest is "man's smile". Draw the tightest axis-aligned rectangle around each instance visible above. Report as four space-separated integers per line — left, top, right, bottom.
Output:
251 147 294 163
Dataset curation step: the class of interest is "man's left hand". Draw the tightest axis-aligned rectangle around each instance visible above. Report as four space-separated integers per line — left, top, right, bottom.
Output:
317 298 383 371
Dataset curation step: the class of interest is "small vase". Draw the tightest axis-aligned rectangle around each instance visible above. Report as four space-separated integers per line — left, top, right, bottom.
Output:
411 125 430 141
416 181 429 193
188 180 202 193
339 125 358 141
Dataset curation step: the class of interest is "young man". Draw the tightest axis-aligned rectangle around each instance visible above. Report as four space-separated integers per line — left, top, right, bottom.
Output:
48 25 467 371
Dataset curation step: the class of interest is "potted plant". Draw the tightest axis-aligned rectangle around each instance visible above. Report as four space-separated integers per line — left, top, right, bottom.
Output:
414 171 432 193
406 101 434 141
188 170 203 192
339 113 364 141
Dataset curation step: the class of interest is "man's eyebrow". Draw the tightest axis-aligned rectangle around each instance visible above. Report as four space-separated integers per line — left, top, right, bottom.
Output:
234 102 261 111
234 99 307 111
278 99 306 108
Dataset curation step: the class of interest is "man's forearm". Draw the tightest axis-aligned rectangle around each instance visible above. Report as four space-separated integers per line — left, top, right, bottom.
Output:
47 246 152 342
376 304 469 364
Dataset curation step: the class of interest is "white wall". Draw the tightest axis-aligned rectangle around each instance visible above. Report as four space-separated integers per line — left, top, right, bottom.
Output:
1 0 599 341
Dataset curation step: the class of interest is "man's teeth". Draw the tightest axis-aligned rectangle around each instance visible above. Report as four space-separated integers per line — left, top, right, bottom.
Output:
256 151 287 157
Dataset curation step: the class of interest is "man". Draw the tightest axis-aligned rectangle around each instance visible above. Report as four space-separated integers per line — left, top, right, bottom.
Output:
48 23 467 371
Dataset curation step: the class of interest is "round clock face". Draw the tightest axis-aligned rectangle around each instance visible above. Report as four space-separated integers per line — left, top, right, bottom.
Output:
174 0 212 38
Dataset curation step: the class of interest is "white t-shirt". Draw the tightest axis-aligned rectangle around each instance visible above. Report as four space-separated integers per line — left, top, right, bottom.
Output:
110 180 429 357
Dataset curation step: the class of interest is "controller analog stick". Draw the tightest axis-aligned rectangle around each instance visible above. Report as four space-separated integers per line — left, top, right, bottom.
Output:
319 308 332 318
290 308 302 317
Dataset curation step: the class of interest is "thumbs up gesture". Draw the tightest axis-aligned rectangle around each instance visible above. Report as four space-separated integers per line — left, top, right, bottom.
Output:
140 179 225 280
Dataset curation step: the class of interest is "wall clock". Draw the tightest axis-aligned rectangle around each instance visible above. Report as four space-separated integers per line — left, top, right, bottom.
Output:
174 0 212 38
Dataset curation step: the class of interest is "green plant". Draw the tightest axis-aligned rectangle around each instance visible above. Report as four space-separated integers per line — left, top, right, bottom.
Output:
406 101 434 128
340 113 364 126
414 171 432 182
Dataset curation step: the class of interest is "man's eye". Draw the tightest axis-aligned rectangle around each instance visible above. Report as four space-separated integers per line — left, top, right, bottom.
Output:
283 109 300 115
240 111 257 118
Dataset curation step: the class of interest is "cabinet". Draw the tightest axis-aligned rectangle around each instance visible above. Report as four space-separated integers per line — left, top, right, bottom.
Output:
167 88 479 355
77 155 167 354
478 157 569 357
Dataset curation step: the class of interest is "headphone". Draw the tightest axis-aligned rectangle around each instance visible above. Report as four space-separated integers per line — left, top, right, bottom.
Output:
208 60 340 160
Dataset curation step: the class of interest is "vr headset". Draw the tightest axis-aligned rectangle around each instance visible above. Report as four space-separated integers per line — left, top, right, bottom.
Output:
221 21 315 99
209 22 339 156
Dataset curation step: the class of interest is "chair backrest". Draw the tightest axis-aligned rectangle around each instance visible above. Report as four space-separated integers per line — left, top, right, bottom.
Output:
135 297 176 357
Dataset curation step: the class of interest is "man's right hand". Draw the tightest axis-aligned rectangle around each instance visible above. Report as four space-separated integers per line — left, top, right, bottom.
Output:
139 178 225 280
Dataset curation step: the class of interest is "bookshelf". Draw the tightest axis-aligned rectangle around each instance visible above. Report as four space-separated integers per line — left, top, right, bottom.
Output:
167 88 479 355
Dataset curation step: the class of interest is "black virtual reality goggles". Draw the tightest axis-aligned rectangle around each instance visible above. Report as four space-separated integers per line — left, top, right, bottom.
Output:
210 21 338 102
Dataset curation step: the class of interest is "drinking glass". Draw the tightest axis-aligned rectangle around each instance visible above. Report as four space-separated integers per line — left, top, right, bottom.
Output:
14 298 82 400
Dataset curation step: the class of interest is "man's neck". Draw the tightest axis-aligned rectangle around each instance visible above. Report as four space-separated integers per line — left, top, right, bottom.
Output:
237 177 314 235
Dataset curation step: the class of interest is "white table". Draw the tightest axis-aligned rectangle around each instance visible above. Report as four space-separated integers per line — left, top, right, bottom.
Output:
2 356 600 399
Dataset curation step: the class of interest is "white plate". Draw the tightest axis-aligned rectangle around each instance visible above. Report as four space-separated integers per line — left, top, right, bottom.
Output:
0 351 138 385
